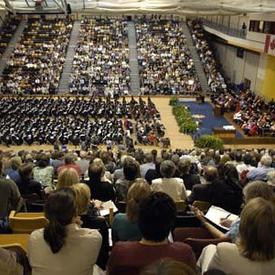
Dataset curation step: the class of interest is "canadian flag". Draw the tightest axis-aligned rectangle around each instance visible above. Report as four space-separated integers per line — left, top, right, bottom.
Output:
264 35 275 56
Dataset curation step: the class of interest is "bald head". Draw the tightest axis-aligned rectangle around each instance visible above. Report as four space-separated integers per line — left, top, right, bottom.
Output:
204 166 218 182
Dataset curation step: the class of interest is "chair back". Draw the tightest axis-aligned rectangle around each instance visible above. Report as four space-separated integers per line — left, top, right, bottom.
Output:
193 200 211 213
0 234 29 250
175 200 187 213
9 211 48 234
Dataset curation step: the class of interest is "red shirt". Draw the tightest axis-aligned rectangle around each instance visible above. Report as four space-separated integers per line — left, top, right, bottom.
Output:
107 241 196 275
57 164 82 176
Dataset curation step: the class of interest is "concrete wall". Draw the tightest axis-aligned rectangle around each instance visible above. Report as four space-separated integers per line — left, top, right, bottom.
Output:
213 41 260 92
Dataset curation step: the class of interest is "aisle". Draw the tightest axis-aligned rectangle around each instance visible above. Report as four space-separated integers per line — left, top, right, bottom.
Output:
152 97 194 150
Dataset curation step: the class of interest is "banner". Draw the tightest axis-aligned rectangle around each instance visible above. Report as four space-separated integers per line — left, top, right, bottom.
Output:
264 34 275 56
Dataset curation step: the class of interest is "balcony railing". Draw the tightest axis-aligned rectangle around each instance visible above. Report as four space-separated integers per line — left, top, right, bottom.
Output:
201 19 247 39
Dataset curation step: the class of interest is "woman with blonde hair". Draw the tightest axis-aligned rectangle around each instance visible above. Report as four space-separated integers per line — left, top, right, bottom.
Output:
199 197 275 274
112 178 151 242
71 183 109 270
56 168 79 189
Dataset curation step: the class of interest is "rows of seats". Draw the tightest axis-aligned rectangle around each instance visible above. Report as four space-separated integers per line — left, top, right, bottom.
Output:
0 96 165 146
0 16 20 58
0 147 275 274
69 17 130 96
137 18 202 95
187 19 227 93
1 18 72 95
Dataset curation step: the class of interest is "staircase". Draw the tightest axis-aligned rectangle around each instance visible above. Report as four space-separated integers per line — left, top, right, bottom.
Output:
0 20 27 76
181 22 209 93
127 21 140 95
58 21 81 93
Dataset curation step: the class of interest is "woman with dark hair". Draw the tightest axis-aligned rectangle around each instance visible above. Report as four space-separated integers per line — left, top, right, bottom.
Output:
217 164 243 214
28 188 102 275
18 163 42 196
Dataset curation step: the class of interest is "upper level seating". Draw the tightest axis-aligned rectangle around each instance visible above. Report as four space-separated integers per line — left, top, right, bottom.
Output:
136 17 201 95
0 18 72 95
188 19 227 93
0 17 20 58
69 17 130 96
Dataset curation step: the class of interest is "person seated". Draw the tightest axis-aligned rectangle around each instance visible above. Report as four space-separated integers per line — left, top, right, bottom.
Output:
28 188 102 275
56 168 80 190
71 183 109 270
112 179 151 242
0 246 30 275
107 192 196 275
33 153 54 189
115 157 141 201
198 197 275 274
57 154 82 176
87 162 116 202
151 160 187 202
247 154 274 182
18 163 42 197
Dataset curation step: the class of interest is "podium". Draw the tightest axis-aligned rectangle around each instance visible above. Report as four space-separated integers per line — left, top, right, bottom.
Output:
213 127 236 138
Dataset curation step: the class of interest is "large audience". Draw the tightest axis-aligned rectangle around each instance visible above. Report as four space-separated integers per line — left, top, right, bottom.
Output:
136 17 202 95
69 17 130 96
0 96 165 147
0 18 72 95
212 89 275 136
188 19 227 93
0 146 275 274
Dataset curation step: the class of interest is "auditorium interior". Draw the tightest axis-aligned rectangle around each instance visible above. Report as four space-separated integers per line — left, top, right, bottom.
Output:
0 1 275 275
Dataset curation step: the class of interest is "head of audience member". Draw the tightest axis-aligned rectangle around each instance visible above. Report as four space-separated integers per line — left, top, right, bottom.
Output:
222 164 240 186
260 155 272 168
238 197 275 261
171 154 180 166
88 162 104 183
144 153 153 164
267 170 275 189
243 153 252 166
10 156 22 170
44 188 77 254
138 192 177 243
204 166 218 183
160 160 176 179
123 158 140 181
178 159 192 176
155 157 163 174
57 168 79 189
64 154 76 165
71 183 91 216
243 180 274 203
36 154 50 168
126 178 151 223
140 259 197 275
19 163 33 181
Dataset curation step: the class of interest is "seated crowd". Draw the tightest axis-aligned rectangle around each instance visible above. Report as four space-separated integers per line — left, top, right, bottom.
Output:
69 17 130 96
0 145 275 274
187 19 227 93
212 89 275 136
0 17 72 95
0 96 165 146
0 16 20 58
136 16 201 95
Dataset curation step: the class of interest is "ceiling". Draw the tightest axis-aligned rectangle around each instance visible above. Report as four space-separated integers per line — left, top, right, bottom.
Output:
1 0 275 14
